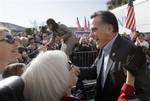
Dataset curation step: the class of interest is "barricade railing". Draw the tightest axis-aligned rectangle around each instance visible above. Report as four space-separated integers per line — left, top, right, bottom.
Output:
71 50 98 67
70 50 98 100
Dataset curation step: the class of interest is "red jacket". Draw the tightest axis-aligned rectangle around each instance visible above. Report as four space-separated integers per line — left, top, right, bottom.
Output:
118 83 135 101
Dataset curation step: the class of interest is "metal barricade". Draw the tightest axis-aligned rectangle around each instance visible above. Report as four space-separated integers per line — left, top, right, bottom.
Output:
70 50 98 100
71 51 98 67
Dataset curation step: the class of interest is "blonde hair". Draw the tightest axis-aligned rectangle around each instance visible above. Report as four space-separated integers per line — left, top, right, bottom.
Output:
22 50 70 101
2 63 26 78
79 36 87 44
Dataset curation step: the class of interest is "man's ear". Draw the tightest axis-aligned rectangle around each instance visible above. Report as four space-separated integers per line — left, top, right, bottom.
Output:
106 24 113 33
105 24 113 33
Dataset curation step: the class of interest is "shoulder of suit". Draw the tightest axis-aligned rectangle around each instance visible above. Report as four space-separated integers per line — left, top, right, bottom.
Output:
111 35 137 60
120 36 137 50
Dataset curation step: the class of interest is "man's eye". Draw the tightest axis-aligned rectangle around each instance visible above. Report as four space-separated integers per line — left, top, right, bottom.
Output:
91 28 97 32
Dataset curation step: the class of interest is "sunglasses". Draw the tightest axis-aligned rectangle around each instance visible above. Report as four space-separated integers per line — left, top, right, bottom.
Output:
0 34 15 44
68 60 73 71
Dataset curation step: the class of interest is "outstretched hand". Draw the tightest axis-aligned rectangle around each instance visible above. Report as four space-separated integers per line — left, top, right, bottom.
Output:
71 65 80 76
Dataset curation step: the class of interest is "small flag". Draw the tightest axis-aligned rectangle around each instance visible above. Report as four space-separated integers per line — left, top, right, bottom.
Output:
84 16 88 32
76 17 81 31
88 20 90 31
125 0 136 31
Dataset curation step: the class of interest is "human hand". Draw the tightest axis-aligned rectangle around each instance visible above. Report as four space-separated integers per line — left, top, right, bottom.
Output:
126 71 135 87
71 65 80 76
39 45 47 52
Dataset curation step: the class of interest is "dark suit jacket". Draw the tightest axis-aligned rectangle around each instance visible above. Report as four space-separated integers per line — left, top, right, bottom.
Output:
0 76 25 101
79 35 150 101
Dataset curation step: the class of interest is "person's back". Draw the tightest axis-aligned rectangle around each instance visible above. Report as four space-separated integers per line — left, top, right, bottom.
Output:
0 76 25 101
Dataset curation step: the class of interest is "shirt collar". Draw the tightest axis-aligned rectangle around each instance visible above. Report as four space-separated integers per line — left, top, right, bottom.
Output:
103 34 118 55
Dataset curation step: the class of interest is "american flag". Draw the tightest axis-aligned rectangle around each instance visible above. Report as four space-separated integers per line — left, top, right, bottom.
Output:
125 0 136 31
76 17 81 31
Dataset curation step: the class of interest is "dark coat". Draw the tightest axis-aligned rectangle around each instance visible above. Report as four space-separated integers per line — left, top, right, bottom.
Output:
0 76 25 101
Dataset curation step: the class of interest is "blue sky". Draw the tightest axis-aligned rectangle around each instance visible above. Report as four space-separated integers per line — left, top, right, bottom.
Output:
0 0 107 27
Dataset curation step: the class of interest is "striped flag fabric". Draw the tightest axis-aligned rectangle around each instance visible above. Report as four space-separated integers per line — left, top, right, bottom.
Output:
88 20 90 31
125 0 136 31
76 17 81 31
84 16 88 32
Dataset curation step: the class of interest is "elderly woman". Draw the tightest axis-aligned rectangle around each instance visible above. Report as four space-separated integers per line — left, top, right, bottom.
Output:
0 50 80 101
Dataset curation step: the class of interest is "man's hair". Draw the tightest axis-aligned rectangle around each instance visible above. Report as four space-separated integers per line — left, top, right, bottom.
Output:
22 50 70 101
2 63 26 78
90 10 118 32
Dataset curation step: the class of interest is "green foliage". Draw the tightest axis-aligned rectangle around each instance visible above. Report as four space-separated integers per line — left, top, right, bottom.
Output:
107 0 128 10
25 28 34 35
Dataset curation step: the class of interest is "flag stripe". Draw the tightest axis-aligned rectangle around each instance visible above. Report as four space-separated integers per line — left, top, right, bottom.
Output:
84 16 88 32
128 7 134 29
76 17 81 31
126 7 133 28
125 0 136 31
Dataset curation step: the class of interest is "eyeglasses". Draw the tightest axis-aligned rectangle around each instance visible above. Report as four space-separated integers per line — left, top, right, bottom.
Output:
68 60 73 71
0 34 15 44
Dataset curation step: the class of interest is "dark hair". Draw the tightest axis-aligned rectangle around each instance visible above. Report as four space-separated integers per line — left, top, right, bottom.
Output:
137 32 145 37
40 26 47 33
46 18 58 31
28 36 34 43
135 31 140 36
91 11 118 32
18 46 27 54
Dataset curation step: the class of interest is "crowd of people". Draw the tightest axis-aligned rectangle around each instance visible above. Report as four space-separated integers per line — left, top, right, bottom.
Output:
0 10 150 101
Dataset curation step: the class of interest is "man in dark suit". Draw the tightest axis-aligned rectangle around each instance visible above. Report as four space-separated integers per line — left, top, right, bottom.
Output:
73 11 150 101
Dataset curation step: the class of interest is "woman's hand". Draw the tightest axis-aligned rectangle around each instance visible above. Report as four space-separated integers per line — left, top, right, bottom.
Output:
126 71 135 87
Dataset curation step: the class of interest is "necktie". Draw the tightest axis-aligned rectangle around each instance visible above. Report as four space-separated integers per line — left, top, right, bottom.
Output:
96 49 103 75
97 49 104 88
97 49 104 82
100 55 104 88
97 49 104 74
95 49 104 99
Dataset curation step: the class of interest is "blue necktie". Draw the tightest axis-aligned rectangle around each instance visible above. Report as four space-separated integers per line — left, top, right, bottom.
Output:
97 49 104 89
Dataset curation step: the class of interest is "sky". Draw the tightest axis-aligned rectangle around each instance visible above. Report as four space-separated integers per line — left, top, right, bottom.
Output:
0 0 107 28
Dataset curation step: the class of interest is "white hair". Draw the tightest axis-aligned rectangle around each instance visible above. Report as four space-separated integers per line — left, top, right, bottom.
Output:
22 50 70 101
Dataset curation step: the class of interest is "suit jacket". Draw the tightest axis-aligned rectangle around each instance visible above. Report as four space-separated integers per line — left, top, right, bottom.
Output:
79 35 150 101
0 76 25 101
